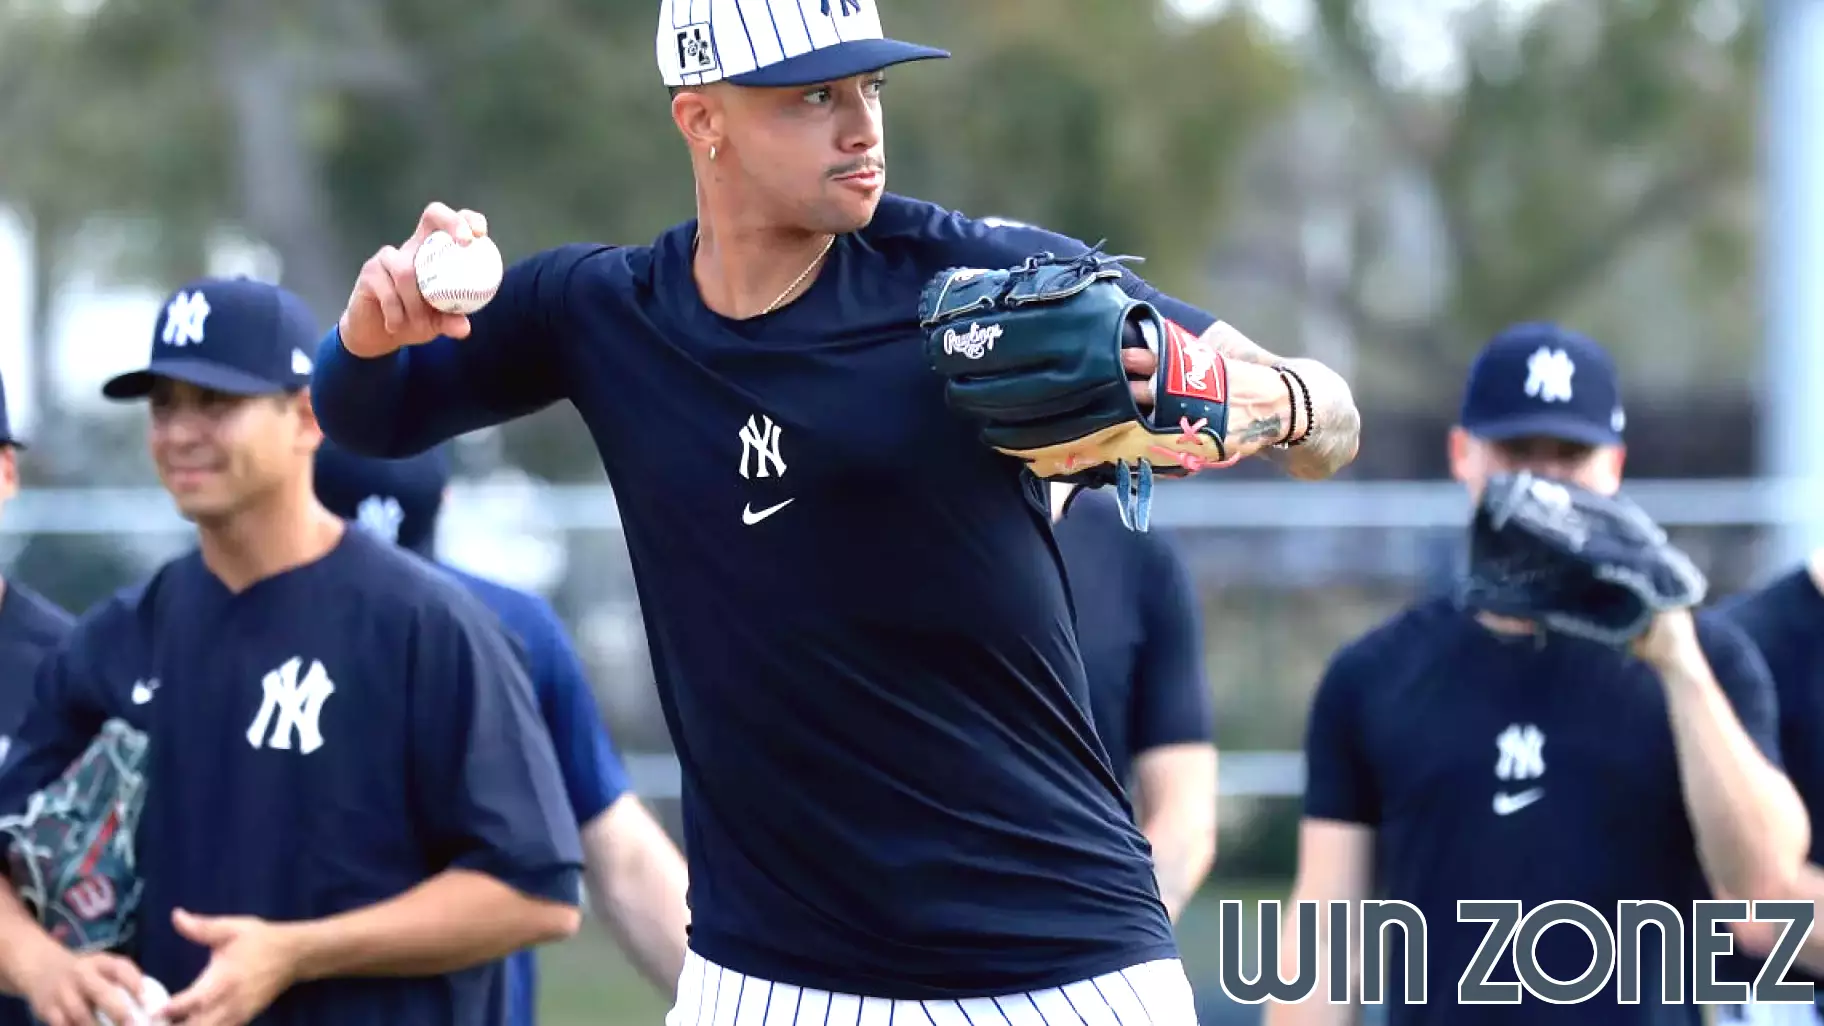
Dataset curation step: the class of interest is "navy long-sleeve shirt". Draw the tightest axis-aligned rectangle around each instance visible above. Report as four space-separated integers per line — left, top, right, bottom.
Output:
311 194 1218 997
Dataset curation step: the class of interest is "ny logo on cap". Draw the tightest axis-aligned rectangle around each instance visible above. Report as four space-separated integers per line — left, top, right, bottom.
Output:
1523 346 1575 404
161 291 212 348
822 0 862 14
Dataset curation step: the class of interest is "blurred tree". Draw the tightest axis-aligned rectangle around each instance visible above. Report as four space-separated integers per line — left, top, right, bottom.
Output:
1210 0 1762 405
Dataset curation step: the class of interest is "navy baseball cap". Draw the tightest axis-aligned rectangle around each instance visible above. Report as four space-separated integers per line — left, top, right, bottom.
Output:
102 277 319 401
657 0 948 89
312 439 451 557
0 370 22 448
1458 322 1627 448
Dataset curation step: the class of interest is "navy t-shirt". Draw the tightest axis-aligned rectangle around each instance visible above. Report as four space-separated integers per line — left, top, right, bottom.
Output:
1052 487 1212 786
0 580 73 1026
0 529 582 1026
1716 568 1824 997
310 193 1222 997
1304 597 1781 1025
439 565 631 1026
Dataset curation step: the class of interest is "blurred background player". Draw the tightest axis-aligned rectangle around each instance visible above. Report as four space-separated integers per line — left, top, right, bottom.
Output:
1716 551 1824 1024
1266 323 1806 1026
312 438 692 1014
1049 482 1217 923
0 277 583 1026
0 371 73 1026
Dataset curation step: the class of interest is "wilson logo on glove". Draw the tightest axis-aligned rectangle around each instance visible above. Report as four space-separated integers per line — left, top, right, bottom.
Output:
0 718 149 955
1163 320 1226 404
942 322 1002 359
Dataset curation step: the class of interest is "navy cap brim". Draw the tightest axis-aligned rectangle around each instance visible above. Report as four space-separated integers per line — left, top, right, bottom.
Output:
102 359 291 401
725 38 949 87
1465 412 1620 448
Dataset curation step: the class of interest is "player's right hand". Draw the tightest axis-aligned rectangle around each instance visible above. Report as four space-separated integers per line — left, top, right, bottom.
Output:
337 201 489 359
22 948 145 1026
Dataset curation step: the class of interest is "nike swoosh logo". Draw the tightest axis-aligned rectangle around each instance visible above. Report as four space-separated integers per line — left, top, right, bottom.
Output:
1492 788 1545 816
742 499 795 525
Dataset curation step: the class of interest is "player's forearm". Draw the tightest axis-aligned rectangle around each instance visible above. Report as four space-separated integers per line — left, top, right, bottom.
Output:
1202 323 1361 480
311 329 487 458
1142 814 1215 923
0 880 69 997
283 867 581 982
1655 643 1810 900
581 799 691 995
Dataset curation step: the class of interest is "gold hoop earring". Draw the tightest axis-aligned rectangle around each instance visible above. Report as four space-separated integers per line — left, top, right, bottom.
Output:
709 145 718 162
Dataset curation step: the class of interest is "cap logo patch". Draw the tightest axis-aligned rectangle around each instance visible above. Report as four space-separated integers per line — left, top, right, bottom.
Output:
1523 345 1575 403
675 24 717 74
161 291 211 348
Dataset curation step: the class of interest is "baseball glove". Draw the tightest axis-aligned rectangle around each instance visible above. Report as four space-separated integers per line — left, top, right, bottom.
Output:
1457 471 1707 647
920 250 1237 532
0 719 149 954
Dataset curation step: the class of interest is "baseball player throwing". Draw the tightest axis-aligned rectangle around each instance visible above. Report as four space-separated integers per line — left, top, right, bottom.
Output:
311 1 1361 1021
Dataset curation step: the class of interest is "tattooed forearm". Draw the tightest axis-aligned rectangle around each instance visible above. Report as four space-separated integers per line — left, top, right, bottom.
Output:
1201 322 1362 480
1234 415 1286 446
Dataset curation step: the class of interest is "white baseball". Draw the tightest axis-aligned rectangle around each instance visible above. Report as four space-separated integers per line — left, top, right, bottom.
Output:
96 974 170 1026
414 230 503 315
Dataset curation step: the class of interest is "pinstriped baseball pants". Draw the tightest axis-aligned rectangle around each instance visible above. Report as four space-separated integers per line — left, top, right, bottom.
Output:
665 951 1201 1026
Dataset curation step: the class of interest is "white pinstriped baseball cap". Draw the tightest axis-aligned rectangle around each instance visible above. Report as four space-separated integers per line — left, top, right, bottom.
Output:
657 0 948 88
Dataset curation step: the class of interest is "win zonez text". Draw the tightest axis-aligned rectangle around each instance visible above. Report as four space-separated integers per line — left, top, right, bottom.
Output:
1221 899 1817 1006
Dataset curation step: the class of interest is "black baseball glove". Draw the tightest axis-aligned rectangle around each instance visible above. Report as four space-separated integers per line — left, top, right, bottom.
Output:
0 718 149 954
920 250 1237 531
1458 471 1707 647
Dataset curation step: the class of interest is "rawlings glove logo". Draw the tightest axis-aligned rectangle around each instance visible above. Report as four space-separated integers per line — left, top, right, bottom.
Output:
943 322 1003 359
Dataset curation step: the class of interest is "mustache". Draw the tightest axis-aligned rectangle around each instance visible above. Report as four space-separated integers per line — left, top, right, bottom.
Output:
827 159 885 178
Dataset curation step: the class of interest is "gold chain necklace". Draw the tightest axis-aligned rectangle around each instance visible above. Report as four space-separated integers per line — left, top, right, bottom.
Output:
695 232 836 317
761 234 835 315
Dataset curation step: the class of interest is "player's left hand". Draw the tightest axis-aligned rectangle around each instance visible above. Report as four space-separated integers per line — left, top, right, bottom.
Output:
160 909 297 1026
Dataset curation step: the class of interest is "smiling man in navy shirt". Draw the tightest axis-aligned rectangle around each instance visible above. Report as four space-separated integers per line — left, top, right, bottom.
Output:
313 438 691 1016
1049 483 1216 924
0 371 75 1026
0 277 582 1026
1267 324 1808 1026
308 0 1363 1020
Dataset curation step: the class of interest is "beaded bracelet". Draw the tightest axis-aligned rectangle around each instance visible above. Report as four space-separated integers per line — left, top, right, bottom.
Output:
1274 364 1315 447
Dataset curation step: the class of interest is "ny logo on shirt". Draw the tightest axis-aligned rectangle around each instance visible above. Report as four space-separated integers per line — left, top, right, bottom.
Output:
246 657 336 755
1523 346 1575 403
821 0 862 15
161 291 212 347
1494 723 1546 781
739 414 787 479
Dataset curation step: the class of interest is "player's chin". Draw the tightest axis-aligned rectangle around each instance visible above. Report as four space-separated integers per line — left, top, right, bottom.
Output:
817 186 881 231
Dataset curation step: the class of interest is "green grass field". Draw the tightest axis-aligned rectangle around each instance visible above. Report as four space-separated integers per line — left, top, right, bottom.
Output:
537 880 1291 1026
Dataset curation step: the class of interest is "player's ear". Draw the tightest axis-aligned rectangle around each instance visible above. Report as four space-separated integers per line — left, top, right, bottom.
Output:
291 388 324 450
1447 426 1476 485
1593 443 1626 495
0 446 17 502
670 86 723 157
